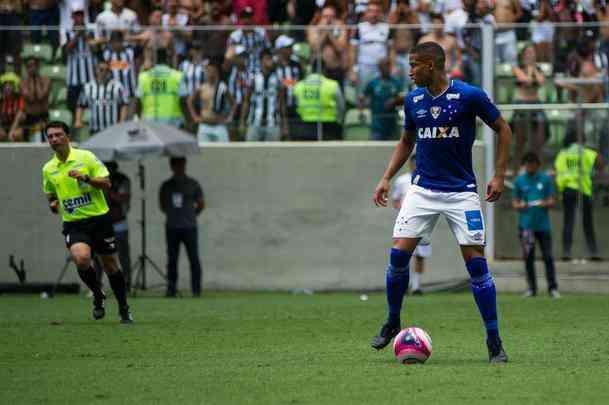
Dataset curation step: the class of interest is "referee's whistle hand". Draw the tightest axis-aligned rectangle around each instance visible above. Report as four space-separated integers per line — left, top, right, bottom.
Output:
68 170 83 180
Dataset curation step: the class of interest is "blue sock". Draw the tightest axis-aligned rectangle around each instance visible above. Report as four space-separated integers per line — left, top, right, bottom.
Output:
386 248 411 327
465 257 500 342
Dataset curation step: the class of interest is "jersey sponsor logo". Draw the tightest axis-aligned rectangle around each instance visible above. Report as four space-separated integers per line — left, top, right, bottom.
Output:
413 94 424 103
446 93 460 100
416 109 427 118
417 126 460 139
430 106 441 119
62 192 93 214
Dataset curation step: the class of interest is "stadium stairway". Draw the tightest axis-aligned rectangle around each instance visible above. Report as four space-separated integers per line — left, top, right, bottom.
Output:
492 260 609 294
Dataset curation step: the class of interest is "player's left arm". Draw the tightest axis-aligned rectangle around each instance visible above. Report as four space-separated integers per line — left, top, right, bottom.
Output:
485 116 512 202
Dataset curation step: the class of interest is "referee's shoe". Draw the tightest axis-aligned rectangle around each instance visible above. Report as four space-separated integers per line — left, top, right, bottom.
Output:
92 292 106 320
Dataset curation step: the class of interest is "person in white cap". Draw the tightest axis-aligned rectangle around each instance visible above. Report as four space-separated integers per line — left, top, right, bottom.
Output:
274 35 304 140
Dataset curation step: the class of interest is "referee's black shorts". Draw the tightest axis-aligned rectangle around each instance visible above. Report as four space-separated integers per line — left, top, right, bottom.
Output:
62 213 117 255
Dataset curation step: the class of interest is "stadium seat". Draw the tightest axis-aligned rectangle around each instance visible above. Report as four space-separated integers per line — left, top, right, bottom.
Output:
20 43 54 63
546 108 574 148
51 86 68 109
344 108 371 141
495 63 515 104
48 109 73 126
40 64 67 82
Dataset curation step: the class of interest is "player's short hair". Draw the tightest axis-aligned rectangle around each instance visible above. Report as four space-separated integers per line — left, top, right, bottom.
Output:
410 42 446 70
521 152 540 165
45 121 70 137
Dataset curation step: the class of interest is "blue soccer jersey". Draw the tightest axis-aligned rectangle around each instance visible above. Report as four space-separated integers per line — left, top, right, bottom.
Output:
403 80 500 192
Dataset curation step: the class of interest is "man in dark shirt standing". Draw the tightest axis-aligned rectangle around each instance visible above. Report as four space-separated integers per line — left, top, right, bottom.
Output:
159 157 205 297
104 161 132 291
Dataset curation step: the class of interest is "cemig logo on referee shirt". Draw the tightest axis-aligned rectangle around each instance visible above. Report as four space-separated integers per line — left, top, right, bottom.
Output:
417 126 460 139
63 192 93 214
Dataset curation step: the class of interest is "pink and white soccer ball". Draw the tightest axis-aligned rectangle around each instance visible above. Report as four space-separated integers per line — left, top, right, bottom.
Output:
393 327 432 364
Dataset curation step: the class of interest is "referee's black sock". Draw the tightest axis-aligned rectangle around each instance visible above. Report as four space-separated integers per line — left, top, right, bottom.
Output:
107 271 128 308
78 267 103 298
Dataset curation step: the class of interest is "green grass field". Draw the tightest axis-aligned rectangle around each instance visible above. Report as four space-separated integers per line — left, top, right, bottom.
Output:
2 292 609 404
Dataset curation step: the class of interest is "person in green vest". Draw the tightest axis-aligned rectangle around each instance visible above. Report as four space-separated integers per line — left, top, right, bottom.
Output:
554 130 604 261
136 49 187 128
292 60 345 141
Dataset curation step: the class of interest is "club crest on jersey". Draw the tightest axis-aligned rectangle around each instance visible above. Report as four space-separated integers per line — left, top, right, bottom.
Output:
413 94 424 103
430 106 441 119
446 93 460 100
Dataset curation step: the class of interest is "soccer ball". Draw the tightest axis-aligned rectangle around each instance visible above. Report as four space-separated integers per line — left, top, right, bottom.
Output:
393 327 432 364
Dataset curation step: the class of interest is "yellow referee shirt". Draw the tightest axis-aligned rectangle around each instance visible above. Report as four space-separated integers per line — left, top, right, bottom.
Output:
42 147 110 222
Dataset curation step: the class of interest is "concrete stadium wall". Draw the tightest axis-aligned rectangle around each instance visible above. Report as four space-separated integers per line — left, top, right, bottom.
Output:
0 143 486 291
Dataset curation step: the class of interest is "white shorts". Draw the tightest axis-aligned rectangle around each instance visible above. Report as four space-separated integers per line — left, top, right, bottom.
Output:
393 184 485 246
197 124 229 143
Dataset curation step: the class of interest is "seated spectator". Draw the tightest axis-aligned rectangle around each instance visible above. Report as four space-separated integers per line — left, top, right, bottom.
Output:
349 2 392 95
240 48 283 142
28 0 60 54
0 76 24 141
0 0 24 74
359 57 402 141
511 44 548 174
162 0 191 63
418 13 463 79
103 30 139 103
61 5 96 117
75 60 129 135
20 56 51 141
388 0 421 89
95 0 140 43
226 6 271 74
188 62 235 143
553 0 580 74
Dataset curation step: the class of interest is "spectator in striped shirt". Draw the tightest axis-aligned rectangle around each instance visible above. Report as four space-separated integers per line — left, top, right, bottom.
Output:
273 35 304 140
240 48 284 142
187 62 235 143
62 5 96 116
225 6 271 74
103 30 139 103
74 60 129 134
226 45 250 141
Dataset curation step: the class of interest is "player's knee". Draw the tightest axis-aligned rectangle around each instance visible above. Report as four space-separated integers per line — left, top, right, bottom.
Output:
388 248 411 276
72 254 91 270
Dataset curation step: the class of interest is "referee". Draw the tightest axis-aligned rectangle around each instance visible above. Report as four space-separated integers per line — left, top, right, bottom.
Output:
42 121 133 323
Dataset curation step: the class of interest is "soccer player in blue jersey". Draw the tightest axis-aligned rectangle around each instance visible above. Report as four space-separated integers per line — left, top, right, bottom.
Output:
370 42 512 363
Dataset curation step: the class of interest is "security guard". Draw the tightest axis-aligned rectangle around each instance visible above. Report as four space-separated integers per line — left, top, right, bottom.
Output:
554 132 603 261
292 61 345 141
136 49 186 127
42 121 133 323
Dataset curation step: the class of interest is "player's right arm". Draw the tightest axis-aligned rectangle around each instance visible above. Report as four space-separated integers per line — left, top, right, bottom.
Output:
373 129 416 207
42 166 59 214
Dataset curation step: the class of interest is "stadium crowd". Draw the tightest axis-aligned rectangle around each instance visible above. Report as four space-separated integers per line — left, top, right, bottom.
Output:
0 0 608 146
